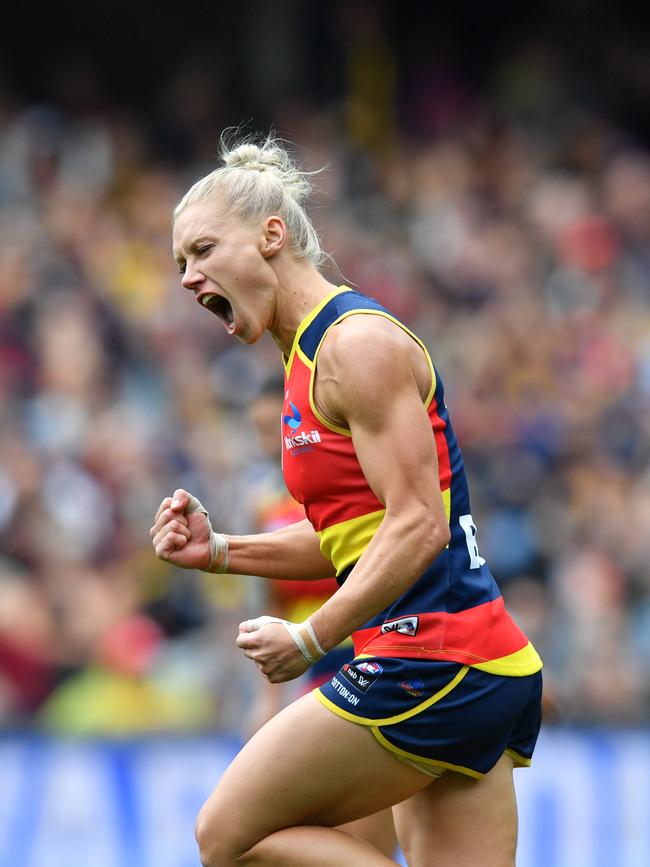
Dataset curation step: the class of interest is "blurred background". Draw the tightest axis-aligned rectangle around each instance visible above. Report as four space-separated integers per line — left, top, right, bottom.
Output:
0 1 649 865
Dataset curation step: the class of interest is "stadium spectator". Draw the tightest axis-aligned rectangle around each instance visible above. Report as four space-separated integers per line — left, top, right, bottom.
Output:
0 44 649 732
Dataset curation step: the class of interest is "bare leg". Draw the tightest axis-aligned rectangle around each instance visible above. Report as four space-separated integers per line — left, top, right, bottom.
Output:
392 753 518 867
234 826 396 866
194 693 430 866
339 810 398 860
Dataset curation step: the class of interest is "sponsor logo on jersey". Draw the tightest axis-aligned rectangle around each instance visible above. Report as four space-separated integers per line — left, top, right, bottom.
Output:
282 401 321 454
283 401 302 431
356 661 383 675
380 615 419 637
398 679 425 697
339 662 379 694
284 430 322 450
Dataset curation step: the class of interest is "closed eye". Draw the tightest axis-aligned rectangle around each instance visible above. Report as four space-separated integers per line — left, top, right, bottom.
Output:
175 241 213 275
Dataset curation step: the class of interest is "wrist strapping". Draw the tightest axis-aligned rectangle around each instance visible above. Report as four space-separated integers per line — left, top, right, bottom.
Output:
184 494 229 573
242 615 326 665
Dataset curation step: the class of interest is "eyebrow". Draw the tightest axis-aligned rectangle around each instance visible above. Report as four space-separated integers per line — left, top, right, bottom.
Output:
173 237 211 266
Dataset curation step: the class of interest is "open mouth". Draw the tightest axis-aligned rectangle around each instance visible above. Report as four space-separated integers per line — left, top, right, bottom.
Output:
199 293 235 333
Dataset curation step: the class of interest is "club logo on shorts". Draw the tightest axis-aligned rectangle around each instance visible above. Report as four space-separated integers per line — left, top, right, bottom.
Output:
356 661 383 675
339 662 380 694
380 615 419 636
398 679 425 697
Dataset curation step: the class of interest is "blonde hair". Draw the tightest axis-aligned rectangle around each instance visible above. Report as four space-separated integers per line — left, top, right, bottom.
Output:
174 133 324 266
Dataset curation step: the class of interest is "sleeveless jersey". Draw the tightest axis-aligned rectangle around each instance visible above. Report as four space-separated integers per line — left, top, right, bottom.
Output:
281 286 542 677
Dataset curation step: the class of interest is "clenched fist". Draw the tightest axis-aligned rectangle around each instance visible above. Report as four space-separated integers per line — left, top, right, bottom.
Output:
150 488 228 572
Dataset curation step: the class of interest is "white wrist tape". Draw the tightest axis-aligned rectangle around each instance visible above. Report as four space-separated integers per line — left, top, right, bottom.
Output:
184 494 229 573
242 615 326 665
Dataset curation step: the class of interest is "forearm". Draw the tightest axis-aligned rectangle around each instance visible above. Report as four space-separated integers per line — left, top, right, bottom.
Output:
310 510 449 652
217 519 334 581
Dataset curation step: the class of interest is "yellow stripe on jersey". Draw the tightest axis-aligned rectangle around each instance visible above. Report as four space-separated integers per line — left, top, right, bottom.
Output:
470 642 543 676
317 489 452 576
441 487 451 523
317 509 386 574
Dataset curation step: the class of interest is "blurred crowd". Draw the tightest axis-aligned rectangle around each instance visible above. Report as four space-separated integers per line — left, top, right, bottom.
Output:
0 48 649 733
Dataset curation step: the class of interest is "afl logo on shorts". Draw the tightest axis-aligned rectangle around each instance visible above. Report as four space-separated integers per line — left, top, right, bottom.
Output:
339 662 380 693
356 661 383 675
380 615 419 636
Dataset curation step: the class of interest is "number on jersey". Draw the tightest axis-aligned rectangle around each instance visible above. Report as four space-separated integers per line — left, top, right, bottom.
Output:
459 514 486 569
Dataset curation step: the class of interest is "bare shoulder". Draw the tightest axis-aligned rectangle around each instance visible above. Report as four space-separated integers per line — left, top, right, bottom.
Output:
315 314 424 425
317 313 415 383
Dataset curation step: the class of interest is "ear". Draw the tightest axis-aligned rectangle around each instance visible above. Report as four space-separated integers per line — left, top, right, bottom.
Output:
261 215 287 258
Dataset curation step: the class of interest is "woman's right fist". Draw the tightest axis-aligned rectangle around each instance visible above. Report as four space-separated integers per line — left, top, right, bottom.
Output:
150 488 227 572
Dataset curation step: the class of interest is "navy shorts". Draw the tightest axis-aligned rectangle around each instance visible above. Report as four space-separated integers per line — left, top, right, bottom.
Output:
315 657 542 778
304 644 353 691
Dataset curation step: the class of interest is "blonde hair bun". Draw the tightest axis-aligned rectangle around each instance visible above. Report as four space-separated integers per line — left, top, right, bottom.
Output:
175 133 322 264
221 138 312 203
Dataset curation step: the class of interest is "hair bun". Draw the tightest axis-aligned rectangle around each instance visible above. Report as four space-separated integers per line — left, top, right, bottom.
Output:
221 136 311 203
223 143 284 172
175 130 324 267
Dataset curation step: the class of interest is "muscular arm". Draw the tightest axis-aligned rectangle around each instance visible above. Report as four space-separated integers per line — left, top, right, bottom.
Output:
153 315 451 682
151 495 333 581
226 518 334 581
308 316 451 652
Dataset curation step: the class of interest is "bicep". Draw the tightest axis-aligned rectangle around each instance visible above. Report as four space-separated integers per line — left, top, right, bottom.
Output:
350 384 446 523
318 319 447 524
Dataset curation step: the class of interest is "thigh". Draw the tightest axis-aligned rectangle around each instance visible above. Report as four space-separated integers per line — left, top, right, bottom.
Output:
197 692 430 856
393 753 518 867
337 810 397 859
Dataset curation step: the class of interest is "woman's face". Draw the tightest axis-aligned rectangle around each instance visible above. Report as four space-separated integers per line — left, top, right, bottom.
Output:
172 199 279 344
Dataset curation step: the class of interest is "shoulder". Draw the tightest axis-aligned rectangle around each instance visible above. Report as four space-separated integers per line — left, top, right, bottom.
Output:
317 312 415 381
315 313 424 426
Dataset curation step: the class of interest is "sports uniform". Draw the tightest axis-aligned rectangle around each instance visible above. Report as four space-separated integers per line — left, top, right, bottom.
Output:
281 286 543 778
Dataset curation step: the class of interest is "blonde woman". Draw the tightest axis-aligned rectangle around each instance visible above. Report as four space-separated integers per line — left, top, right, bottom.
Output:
151 134 543 867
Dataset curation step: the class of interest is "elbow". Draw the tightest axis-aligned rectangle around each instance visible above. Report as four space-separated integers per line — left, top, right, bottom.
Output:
407 509 450 562
387 502 450 563
427 520 451 559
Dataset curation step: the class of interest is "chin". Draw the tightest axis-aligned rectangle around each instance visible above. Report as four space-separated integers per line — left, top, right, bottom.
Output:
237 327 263 346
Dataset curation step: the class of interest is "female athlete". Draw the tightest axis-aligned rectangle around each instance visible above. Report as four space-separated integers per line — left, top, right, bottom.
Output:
150 134 543 867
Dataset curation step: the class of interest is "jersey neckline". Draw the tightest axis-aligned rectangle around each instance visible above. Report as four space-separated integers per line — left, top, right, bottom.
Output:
283 285 352 376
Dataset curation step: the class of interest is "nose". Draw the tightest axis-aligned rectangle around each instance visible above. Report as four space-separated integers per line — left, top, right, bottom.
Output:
181 262 205 291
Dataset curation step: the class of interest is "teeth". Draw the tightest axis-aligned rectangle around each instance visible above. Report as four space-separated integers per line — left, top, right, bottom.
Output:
200 294 217 307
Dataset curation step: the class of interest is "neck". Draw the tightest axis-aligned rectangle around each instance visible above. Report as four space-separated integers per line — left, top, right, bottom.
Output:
268 259 340 357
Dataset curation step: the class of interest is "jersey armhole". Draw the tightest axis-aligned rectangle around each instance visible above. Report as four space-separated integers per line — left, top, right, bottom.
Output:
308 310 437 436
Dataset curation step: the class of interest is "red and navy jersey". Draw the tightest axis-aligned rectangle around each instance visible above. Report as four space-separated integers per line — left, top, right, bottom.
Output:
282 286 542 677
